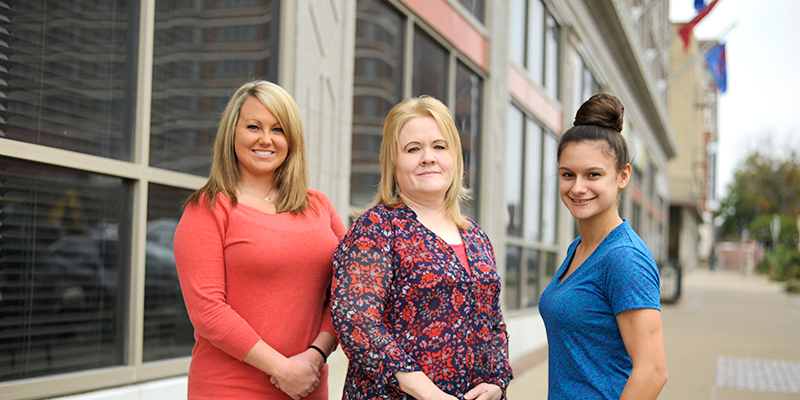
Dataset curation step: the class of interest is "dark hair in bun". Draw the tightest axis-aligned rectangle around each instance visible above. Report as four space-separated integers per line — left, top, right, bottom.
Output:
558 93 629 172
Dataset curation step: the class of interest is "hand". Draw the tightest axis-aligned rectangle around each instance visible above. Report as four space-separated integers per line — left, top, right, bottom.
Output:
268 356 321 399
464 383 502 400
395 371 458 400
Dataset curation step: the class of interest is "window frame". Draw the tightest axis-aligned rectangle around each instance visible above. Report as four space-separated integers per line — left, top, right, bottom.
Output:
502 102 560 312
348 0 488 220
0 0 283 396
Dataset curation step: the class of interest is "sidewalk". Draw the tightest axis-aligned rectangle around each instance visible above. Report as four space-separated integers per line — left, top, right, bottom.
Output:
506 268 800 399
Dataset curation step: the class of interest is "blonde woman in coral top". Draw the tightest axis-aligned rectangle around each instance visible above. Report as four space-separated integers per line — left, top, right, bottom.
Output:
174 80 345 400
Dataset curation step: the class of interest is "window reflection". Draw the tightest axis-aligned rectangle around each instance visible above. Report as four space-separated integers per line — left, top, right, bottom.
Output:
505 105 524 237
150 0 280 176
504 246 521 309
350 0 405 209
456 0 484 23
542 133 558 245
523 120 542 241
509 0 527 66
525 249 540 307
504 106 559 309
143 184 194 362
455 63 482 220
412 28 448 101
0 156 130 381
0 0 136 160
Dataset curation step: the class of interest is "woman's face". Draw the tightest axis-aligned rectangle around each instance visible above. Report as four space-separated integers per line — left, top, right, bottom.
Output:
395 116 455 204
558 140 630 223
234 96 289 183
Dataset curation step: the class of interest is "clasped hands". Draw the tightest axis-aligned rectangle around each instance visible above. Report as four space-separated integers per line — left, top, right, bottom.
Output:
269 349 325 399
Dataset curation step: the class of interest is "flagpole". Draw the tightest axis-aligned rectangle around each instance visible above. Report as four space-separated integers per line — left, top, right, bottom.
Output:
646 0 719 62
661 21 737 88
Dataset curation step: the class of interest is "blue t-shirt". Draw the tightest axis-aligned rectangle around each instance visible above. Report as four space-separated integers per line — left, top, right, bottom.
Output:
538 220 661 400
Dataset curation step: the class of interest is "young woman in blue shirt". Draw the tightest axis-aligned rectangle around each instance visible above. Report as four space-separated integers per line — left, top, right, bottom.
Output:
539 93 668 400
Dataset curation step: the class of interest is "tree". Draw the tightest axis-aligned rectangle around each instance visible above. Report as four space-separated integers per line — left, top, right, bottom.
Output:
716 150 800 242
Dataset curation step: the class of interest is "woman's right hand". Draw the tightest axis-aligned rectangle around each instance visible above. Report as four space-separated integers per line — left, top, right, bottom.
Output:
269 356 321 399
395 371 458 400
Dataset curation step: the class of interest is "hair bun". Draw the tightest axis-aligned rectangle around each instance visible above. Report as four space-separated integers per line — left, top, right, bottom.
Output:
573 93 624 133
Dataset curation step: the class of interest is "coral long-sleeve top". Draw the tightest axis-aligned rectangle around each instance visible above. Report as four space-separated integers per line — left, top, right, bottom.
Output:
174 189 345 400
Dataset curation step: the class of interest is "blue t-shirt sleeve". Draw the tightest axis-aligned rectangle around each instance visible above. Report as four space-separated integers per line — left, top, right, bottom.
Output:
604 246 661 315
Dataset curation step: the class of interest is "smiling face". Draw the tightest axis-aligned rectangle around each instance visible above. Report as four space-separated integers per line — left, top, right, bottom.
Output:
558 140 630 224
234 96 288 184
395 116 455 205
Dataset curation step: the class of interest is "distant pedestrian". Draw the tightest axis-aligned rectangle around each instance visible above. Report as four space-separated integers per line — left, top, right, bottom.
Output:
539 93 668 399
709 248 718 271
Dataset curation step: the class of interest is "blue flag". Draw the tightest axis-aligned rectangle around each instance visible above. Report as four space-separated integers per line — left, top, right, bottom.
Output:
705 43 727 93
694 0 705 11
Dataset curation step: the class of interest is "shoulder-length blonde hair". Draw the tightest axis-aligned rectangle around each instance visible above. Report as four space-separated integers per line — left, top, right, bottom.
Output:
185 80 310 214
370 96 471 228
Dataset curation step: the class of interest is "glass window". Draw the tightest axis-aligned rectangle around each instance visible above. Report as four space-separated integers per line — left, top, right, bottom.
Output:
503 107 560 310
524 249 540 307
0 0 137 160
505 105 524 237
143 184 194 362
455 62 482 220
350 0 405 209
523 120 542 241
349 0 484 214
150 0 280 176
526 0 544 85
456 0 484 23
0 156 130 381
542 133 558 245
544 10 561 100
508 0 527 66
545 252 557 279
631 202 642 235
504 246 521 308
412 28 448 101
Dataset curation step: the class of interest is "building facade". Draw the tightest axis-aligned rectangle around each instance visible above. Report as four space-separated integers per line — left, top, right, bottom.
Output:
666 29 720 272
0 0 675 398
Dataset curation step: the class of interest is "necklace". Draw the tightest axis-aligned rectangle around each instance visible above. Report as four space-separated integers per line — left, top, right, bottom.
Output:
240 184 277 202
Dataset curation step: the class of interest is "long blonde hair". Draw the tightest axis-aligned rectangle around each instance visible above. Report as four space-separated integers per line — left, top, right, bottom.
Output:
371 96 471 228
185 80 311 213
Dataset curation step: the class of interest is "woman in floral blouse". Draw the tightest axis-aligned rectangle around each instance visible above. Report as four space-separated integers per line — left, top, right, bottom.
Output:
331 96 513 400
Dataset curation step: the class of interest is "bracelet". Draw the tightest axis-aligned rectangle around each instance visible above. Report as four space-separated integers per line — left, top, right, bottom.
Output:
308 345 327 364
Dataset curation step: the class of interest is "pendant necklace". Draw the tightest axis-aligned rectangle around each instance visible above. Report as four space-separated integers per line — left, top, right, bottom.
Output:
240 184 277 202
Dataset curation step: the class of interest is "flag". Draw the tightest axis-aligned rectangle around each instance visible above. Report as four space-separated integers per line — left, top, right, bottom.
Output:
679 0 720 51
694 0 705 11
705 43 727 93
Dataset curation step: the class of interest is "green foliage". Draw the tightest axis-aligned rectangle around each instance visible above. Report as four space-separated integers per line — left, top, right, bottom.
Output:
748 214 799 248
717 150 800 240
757 245 800 282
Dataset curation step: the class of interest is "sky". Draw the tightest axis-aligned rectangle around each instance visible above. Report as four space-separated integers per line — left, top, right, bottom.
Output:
668 0 800 200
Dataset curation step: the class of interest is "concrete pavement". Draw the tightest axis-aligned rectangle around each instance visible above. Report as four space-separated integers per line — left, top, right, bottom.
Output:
506 268 800 399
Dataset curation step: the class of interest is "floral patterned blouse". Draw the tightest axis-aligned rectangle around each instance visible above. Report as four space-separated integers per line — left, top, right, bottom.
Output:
331 204 513 399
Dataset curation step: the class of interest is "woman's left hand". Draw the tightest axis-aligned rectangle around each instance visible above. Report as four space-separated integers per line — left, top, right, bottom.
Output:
464 383 502 400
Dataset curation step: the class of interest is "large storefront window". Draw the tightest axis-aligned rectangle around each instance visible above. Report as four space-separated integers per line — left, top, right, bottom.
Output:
350 0 405 209
412 28 448 101
143 184 194 362
455 62 482 219
0 0 138 160
0 157 130 381
504 105 559 309
350 0 485 217
150 0 280 176
508 0 561 100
